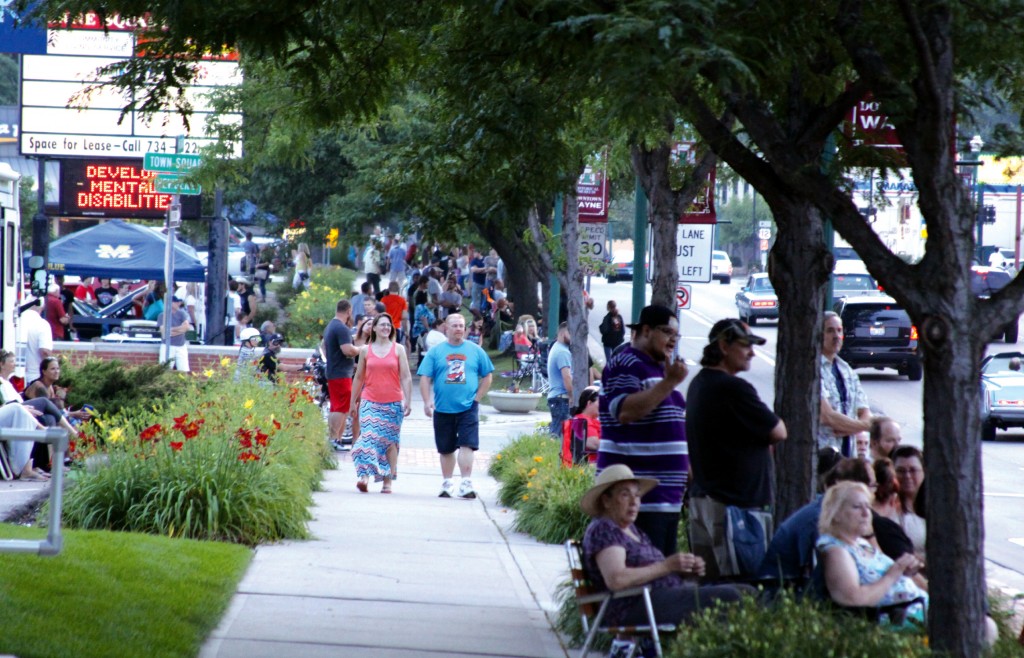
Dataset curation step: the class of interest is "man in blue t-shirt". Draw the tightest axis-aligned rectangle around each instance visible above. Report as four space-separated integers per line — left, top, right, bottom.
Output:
418 313 494 499
546 321 573 436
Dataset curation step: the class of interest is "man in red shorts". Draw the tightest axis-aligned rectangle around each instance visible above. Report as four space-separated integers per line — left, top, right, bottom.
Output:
324 299 359 450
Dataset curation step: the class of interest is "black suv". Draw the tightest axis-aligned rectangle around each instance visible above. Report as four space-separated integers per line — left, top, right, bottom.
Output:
834 295 922 381
970 266 1019 343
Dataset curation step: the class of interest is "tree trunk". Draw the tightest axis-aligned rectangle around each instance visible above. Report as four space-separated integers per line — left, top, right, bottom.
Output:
631 142 678 309
919 310 988 658
560 194 591 400
630 124 721 310
766 200 831 522
478 218 542 320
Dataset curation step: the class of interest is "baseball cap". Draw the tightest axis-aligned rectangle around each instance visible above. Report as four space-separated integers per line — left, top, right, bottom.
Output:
626 304 676 331
707 318 766 346
267 333 284 344
172 296 183 303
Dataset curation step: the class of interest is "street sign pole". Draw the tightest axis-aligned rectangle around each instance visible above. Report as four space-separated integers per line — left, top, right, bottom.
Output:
160 136 185 363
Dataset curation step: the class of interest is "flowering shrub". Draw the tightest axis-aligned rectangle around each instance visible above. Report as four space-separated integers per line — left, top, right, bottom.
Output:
60 359 329 545
280 266 356 348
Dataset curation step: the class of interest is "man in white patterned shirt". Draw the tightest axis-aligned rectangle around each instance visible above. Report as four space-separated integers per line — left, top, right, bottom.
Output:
818 311 871 454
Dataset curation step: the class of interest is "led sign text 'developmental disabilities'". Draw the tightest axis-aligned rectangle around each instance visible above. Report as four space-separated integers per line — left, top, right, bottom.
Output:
78 164 168 210
59 158 201 219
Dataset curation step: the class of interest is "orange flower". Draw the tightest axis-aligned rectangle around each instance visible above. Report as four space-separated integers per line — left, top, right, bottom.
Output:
238 451 260 462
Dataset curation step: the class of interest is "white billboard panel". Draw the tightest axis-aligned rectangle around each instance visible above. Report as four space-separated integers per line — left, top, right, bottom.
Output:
19 27 242 159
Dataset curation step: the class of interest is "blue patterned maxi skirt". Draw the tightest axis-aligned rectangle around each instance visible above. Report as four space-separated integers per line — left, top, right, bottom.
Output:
352 400 404 480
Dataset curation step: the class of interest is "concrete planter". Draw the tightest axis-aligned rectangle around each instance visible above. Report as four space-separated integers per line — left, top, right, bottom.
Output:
488 391 543 413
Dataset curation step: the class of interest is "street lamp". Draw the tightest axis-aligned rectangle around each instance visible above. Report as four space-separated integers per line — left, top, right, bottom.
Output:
970 134 985 251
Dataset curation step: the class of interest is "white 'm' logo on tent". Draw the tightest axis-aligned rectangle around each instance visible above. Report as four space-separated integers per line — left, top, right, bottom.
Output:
96 244 133 259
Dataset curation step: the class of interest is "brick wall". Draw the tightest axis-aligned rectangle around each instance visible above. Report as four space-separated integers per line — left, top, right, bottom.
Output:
55 341 317 385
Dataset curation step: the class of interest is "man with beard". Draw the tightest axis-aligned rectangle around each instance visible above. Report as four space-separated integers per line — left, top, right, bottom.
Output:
686 318 787 580
596 305 690 557
819 311 871 455
546 321 573 436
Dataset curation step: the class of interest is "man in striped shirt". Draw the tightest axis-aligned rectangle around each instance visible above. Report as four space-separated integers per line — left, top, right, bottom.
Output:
597 304 690 557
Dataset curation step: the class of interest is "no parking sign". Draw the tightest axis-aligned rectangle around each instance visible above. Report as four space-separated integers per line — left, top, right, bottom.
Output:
676 284 691 310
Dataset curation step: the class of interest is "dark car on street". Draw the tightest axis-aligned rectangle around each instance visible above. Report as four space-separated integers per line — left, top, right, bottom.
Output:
834 295 922 381
971 266 1019 343
735 273 778 325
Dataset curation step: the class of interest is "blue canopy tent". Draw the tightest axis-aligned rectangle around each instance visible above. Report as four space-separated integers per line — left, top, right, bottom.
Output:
46 219 206 282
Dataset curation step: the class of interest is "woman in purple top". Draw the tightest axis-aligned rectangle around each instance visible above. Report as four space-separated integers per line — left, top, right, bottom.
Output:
580 465 748 628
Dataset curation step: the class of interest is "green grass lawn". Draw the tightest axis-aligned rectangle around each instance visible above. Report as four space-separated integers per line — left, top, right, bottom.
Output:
0 524 252 658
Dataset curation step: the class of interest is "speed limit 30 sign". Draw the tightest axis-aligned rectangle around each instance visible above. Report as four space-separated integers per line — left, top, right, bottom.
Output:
676 284 691 310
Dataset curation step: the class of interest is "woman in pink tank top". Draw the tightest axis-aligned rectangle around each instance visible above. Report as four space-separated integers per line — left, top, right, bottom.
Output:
350 313 413 493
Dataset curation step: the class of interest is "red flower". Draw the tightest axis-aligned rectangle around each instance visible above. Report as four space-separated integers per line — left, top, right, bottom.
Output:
254 430 269 447
139 424 163 442
238 451 260 462
170 441 183 452
172 414 188 430
68 440 77 454
238 435 252 449
180 421 202 440
272 418 282 431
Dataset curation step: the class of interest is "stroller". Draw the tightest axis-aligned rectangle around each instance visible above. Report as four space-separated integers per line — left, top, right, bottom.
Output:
301 351 330 419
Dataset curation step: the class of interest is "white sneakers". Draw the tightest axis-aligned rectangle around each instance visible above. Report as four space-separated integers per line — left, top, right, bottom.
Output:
457 478 476 499
439 478 476 499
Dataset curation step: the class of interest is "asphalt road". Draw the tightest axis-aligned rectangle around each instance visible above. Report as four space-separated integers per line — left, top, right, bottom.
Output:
584 271 1024 594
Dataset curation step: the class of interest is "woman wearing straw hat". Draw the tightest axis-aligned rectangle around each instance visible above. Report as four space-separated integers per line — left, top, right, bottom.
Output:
580 465 749 634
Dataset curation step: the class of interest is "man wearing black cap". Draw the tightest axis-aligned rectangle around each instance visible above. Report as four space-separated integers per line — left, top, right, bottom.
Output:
158 296 192 372
686 318 786 580
596 304 690 557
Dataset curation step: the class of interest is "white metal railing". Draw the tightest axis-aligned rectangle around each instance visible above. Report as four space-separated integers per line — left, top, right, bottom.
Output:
0 427 69 556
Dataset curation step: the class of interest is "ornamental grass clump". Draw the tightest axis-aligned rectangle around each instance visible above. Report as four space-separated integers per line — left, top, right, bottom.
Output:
666 590 931 658
59 360 328 545
490 431 593 544
512 462 593 544
280 266 356 348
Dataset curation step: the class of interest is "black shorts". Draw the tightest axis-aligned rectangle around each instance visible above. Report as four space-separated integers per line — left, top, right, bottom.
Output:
432 403 480 454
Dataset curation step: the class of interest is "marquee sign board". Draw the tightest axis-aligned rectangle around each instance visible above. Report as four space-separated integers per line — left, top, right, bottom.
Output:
59 158 201 219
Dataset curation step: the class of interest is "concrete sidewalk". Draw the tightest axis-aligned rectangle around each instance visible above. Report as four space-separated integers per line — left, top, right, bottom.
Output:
199 383 570 657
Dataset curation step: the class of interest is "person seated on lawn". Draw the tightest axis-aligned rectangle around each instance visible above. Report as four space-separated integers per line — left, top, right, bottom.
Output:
24 357 91 421
581 465 749 637
466 318 483 345
871 458 927 590
0 398 51 481
816 480 986 640
1 350 78 439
